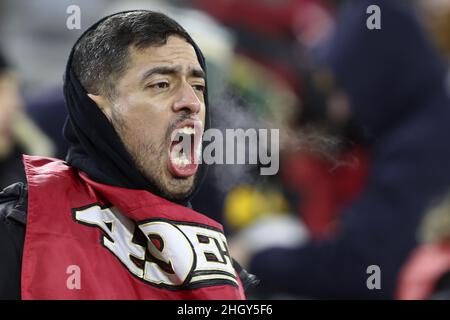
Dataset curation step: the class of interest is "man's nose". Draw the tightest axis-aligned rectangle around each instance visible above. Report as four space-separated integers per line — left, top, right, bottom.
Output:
172 82 202 114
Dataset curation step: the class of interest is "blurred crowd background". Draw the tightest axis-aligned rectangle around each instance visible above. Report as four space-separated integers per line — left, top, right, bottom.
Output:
1 0 450 299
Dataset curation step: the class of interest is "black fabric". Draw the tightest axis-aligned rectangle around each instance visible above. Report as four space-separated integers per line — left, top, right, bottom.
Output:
63 10 210 206
0 145 26 190
0 183 27 300
431 271 450 300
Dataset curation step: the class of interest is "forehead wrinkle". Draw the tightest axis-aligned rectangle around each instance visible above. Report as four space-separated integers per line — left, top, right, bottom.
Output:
130 36 197 59
136 37 198 64
139 64 204 83
123 39 204 87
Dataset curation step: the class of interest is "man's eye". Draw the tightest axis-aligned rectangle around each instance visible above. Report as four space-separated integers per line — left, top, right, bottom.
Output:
193 84 205 92
149 82 169 89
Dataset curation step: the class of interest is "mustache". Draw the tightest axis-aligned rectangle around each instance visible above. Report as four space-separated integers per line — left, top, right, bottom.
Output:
164 112 198 142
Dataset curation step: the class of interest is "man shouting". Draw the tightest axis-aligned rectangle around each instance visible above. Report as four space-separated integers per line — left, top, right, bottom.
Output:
0 10 251 299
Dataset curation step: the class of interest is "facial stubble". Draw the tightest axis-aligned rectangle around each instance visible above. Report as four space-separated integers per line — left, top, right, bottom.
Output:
110 107 198 201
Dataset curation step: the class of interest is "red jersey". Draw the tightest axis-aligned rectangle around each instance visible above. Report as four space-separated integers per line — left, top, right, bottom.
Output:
21 155 245 300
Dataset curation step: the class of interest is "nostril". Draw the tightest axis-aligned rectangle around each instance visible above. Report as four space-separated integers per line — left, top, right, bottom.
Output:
174 99 201 114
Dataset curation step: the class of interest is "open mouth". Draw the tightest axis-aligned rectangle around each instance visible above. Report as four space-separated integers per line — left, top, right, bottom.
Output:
167 119 203 178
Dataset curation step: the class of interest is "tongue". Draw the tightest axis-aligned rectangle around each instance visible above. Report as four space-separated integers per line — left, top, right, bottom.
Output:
168 140 198 178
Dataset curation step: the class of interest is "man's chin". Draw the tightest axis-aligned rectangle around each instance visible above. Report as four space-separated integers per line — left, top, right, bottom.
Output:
167 176 196 199
153 172 198 202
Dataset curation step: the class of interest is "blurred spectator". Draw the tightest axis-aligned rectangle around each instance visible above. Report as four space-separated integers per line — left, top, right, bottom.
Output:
397 192 450 299
281 143 369 239
0 50 54 188
231 0 450 299
0 52 24 187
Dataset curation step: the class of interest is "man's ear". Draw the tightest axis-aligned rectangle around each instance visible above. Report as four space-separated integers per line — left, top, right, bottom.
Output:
88 93 112 121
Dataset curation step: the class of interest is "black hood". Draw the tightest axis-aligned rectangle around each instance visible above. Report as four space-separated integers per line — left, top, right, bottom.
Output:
63 10 210 206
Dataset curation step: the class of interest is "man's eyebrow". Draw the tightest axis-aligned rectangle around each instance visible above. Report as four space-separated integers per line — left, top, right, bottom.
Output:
141 66 205 82
190 68 205 79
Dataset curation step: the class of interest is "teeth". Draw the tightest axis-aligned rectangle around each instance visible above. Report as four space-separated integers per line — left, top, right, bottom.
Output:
170 125 202 168
172 153 191 167
177 126 195 135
